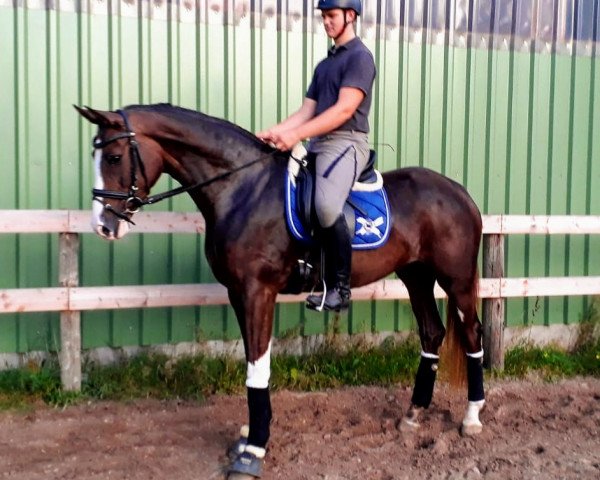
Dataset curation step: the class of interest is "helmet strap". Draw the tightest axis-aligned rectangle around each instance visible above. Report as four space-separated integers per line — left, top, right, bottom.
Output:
333 9 352 42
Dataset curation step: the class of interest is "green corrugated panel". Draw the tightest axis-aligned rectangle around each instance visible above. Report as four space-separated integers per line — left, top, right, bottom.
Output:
524 51 552 327
376 38 401 171
446 45 469 184
486 48 511 214
547 54 572 326
590 41 600 284
422 43 447 174
564 53 593 323
466 47 491 209
0 4 19 352
1 1 599 354
505 48 533 327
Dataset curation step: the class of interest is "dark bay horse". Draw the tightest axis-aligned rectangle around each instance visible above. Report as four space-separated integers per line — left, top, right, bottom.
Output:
76 103 485 479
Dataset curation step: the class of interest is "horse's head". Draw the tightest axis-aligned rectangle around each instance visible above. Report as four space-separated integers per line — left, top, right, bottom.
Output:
75 106 164 240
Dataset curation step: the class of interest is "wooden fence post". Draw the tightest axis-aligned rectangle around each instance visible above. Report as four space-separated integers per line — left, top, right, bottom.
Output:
483 233 505 370
59 232 81 391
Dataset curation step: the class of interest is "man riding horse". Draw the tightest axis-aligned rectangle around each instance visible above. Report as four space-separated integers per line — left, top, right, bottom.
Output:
258 0 375 312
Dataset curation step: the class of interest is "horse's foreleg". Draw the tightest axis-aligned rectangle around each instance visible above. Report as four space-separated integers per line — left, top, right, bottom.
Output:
228 352 272 480
227 287 276 479
245 341 273 453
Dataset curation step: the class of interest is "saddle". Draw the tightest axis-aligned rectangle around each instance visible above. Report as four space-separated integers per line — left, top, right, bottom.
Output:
285 144 391 250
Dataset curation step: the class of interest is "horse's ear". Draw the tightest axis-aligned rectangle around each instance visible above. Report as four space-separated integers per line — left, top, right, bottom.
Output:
73 105 122 127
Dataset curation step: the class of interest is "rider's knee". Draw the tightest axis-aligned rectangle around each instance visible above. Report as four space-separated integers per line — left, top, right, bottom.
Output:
314 201 339 229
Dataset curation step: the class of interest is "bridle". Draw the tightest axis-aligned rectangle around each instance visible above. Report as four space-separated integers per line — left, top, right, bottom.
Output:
92 110 148 224
92 109 275 225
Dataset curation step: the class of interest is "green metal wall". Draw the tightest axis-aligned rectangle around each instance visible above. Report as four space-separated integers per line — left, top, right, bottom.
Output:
0 0 598 354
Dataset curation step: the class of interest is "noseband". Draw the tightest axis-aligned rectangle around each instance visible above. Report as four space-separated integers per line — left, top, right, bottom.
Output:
92 109 274 225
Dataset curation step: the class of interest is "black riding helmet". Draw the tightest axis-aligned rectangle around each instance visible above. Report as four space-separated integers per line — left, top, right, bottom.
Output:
316 0 362 16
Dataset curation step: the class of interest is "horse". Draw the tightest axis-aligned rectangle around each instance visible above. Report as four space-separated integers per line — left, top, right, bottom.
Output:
75 103 485 479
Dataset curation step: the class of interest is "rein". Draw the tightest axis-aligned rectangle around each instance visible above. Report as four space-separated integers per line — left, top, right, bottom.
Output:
92 109 275 224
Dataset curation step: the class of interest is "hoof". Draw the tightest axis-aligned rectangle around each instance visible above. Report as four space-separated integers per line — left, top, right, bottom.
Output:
400 406 423 432
461 421 483 436
399 416 420 432
461 400 485 436
228 473 259 480
228 449 263 479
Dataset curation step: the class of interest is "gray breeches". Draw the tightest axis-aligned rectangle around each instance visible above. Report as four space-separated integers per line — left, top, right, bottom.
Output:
307 131 370 228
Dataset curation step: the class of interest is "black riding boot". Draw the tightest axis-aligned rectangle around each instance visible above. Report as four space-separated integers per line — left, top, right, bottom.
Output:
306 215 352 312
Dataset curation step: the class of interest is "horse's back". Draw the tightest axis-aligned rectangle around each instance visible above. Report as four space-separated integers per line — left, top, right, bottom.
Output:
382 167 482 266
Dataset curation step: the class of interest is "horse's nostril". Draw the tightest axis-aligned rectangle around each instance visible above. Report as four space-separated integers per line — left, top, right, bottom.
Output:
101 226 112 238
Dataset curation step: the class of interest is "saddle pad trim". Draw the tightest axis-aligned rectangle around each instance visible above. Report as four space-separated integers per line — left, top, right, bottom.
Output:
351 170 384 192
286 175 310 241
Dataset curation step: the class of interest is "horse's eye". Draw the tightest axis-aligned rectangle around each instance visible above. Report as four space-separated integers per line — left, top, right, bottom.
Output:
106 154 122 165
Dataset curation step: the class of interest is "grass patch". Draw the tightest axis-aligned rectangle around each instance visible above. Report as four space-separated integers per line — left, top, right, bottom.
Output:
271 336 420 391
502 341 599 380
83 353 247 401
0 361 79 410
501 298 600 380
0 325 598 410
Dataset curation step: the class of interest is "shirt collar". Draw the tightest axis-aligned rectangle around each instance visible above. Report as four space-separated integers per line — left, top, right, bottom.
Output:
328 36 360 56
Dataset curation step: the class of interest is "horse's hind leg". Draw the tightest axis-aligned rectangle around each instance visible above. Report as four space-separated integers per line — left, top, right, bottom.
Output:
396 263 445 431
442 275 486 436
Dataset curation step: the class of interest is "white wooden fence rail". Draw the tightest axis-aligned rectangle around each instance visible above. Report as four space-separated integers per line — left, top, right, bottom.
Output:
1 210 600 390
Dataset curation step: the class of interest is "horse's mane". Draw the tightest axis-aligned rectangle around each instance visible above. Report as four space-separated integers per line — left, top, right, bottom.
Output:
124 103 277 154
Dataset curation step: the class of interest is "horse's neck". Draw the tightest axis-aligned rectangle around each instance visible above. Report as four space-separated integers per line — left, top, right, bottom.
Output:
140 109 282 223
159 128 277 224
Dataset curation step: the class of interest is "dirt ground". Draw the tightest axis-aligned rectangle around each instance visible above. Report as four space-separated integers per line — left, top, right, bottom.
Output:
0 377 599 480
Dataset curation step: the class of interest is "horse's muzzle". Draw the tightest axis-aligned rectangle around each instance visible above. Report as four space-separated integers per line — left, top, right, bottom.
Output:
92 201 132 240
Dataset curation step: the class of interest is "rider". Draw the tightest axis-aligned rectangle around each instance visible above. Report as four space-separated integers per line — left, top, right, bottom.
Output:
257 0 376 312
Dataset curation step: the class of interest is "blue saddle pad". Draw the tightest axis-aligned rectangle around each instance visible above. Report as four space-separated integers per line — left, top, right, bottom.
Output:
285 172 391 250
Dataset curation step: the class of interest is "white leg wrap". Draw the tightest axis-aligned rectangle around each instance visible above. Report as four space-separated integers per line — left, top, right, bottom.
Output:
462 399 485 435
421 350 440 360
466 349 484 359
245 340 272 389
244 444 266 459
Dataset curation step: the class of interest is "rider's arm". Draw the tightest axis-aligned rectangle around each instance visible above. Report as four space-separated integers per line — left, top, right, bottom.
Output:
266 87 365 151
294 87 364 140
256 98 317 141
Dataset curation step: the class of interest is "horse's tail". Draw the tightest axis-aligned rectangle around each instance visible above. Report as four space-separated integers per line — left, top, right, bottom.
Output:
440 269 480 388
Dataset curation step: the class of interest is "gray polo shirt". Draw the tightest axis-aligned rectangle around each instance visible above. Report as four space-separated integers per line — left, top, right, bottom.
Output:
306 37 376 133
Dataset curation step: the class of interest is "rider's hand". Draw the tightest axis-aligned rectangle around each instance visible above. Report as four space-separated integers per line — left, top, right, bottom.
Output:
256 129 274 142
268 130 301 152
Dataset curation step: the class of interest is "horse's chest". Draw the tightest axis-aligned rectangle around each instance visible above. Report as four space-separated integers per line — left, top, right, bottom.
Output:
204 226 255 273
204 218 291 285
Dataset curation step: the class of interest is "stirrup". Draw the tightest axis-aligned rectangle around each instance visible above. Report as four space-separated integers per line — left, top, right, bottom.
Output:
306 250 328 311
305 292 326 311
306 287 349 312
228 451 263 478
